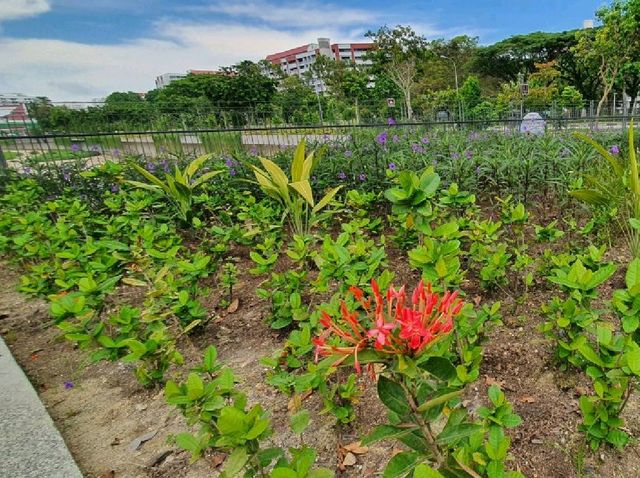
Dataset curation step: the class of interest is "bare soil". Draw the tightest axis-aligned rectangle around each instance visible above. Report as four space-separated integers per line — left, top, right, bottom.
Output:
3 229 640 478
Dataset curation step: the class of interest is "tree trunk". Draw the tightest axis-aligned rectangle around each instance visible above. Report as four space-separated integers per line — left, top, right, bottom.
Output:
405 88 413 120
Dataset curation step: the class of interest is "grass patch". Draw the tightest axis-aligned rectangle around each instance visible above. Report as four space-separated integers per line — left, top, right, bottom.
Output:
26 150 100 163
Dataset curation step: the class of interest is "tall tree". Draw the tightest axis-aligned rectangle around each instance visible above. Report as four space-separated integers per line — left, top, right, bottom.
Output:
366 25 429 119
573 0 640 116
473 30 579 82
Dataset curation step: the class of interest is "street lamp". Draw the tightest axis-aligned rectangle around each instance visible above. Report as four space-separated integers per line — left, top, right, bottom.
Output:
441 55 463 121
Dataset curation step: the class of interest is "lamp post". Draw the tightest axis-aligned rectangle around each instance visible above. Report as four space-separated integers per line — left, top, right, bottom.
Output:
441 55 462 121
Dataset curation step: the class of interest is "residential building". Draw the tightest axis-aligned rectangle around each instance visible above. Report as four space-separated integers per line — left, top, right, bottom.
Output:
155 69 231 89
0 103 32 135
265 38 374 92
155 72 188 89
0 93 36 106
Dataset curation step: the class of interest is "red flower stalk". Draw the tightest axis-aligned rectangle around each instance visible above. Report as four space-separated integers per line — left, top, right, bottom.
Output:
314 280 464 373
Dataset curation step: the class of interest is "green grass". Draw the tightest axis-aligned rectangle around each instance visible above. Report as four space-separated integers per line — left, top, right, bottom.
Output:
199 131 243 155
2 151 19 161
26 150 100 163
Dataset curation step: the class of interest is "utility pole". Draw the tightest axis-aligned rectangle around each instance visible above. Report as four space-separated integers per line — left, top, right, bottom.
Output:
441 55 461 121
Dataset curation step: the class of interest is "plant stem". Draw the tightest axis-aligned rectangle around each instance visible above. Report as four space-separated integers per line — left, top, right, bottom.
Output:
398 377 445 465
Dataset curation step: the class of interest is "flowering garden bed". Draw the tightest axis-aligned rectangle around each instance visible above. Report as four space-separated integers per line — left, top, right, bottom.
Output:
2 126 640 478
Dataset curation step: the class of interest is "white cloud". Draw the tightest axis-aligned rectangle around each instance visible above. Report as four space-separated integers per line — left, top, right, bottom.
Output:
0 21 364 101
0 0 50 21
202 1 378 28
0 1 477 102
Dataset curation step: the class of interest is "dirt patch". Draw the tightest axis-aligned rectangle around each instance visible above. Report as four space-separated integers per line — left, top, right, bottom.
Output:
3 212 640 478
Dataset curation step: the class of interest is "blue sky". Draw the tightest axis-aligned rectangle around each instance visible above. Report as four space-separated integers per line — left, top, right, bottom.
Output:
0 0 606 101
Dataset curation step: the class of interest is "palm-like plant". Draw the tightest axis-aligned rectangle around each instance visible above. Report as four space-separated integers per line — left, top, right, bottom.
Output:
570 120 640 255
250 140 341 236
126 154 222 224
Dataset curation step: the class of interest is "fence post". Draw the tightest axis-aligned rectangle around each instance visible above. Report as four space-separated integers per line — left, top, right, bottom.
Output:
0 143 7 170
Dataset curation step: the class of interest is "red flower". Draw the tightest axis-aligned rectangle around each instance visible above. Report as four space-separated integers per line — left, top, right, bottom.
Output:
313 280 464 373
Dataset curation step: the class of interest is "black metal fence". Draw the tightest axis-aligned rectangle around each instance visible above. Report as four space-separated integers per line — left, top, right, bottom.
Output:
0 114 637 172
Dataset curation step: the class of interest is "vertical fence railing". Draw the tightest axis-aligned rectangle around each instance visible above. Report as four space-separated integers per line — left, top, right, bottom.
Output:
1 112 639 172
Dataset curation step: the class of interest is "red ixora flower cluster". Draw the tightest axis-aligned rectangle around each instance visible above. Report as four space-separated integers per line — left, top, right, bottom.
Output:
313 280 463 373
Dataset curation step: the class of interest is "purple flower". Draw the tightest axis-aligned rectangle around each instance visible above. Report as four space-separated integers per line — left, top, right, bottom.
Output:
610 145 620 155
376 132 388 145
24 166 32 174
387 117 396 125
421 137 430 145
64 381 74 390
112 148 121 157
468 132 480 141
388 162 397 171
323 134 330 141
344 150 353 158
111 184 119 193
229 168 237 176
225 157 234 167
358 173 367 182
452 153 460 160
411 144 424 154
70 143 80 153
90 144 99 152
338 171 347 180
146 162 156 173
392 135 399 143
250 146 258 156
464 150 473 159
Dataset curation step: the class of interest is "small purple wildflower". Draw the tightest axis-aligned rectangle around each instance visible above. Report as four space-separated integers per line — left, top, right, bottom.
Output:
421 137 430 145
388 162 397 171
146 162 156 173
24 166 32 174
376 132 388 145
387 117 396 125
70 143 80 153
344 150 353 158
64 381 74 390
464 150 473 159
90 144 99 152
112 148 121 157
411 143 424 154
250 146 258 156
468 132 480 141
111 184 119 193
609 145 620 155
229 168 237 176
451 153 460 160
225 157 234 167
338 171 347 180
359 173 367 182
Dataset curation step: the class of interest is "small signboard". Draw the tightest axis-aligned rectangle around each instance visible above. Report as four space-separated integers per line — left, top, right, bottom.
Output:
520 112 545 135
387 98 396 108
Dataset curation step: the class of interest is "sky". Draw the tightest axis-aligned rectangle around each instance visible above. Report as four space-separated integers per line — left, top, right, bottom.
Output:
0 0 606 102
